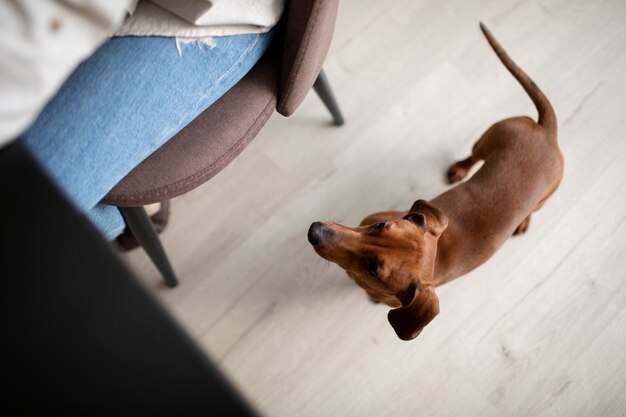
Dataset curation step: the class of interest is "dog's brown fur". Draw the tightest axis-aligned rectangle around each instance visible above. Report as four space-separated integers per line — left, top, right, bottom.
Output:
307 23 563 340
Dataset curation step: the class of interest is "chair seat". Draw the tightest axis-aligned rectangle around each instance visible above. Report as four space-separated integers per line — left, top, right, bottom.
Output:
102 52 279 207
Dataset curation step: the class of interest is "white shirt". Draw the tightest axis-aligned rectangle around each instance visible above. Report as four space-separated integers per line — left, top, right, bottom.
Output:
117 0 285 38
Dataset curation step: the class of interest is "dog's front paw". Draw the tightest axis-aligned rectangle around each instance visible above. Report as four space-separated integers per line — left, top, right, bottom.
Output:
368 296 381 304
514 216 531 235
447 163 469 184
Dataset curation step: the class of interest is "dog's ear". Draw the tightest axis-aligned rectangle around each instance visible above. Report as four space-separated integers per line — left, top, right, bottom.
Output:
388 283 439 341
404 200 449 237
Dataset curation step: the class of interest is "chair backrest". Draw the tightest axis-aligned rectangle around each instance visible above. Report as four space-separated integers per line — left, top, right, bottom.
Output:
277 0 340 116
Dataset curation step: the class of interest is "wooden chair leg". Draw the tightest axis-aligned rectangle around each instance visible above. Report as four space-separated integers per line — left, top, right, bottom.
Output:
119 206 179 287
313 68 345 126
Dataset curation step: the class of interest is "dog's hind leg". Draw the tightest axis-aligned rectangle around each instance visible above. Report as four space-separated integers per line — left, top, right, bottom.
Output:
513 184 559 236
447 155 479 184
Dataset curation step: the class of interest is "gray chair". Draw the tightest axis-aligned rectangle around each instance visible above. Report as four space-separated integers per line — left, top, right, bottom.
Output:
102 0 344 287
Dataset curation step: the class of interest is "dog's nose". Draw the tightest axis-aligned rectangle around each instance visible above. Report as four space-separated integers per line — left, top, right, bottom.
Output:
308 222 326 245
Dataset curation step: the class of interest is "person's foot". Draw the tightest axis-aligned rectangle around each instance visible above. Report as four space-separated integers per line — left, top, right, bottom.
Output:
115 201 171 251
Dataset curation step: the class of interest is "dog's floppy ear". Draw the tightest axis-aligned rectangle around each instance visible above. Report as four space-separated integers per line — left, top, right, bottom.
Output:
404 200 449 237
388 283 439 341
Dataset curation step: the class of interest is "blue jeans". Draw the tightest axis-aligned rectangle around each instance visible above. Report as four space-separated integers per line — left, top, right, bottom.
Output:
21 31 274 240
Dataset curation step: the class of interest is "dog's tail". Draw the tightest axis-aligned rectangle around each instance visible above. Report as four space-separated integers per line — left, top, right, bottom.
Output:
479 22 557 137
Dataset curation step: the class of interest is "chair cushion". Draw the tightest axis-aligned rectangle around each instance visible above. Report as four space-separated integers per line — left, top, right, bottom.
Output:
102 52 278 206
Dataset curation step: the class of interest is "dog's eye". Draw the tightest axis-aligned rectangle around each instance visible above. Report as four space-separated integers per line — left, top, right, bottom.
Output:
365 258 380 278
372 221 386 231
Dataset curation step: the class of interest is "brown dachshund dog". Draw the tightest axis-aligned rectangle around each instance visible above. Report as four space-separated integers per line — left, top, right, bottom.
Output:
308 23 563 340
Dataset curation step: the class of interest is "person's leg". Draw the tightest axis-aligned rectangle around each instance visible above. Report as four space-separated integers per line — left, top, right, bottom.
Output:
21 31 275 240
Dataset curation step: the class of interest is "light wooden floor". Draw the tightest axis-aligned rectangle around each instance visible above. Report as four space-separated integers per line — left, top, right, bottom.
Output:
124 0 626 415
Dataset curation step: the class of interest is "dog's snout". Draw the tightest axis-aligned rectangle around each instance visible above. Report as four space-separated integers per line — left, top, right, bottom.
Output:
308 222 330 245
